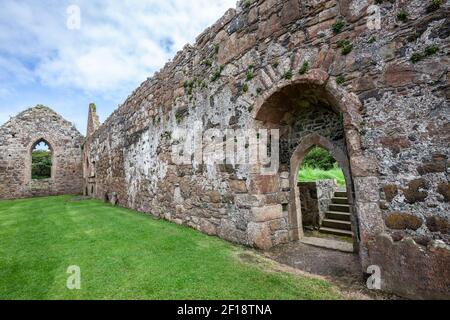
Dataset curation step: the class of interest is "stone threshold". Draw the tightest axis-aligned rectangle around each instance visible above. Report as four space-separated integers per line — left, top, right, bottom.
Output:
300 236 354 253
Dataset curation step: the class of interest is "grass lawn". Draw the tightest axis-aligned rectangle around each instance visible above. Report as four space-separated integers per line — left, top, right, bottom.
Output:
298 165 345 186
0 196 342 300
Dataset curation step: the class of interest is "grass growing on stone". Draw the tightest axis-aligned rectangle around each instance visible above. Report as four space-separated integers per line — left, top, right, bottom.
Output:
298 165 346 186
0 196 342 300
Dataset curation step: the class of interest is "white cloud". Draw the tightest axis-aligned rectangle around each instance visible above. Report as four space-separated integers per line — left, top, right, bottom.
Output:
0 0 236 97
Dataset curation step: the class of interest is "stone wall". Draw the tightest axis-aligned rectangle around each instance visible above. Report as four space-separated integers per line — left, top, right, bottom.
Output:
81 0 449 298
299 180 337 228
0 106 84 199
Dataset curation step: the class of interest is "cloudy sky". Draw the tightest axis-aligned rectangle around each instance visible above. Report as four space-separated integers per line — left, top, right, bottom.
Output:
0 0 236 134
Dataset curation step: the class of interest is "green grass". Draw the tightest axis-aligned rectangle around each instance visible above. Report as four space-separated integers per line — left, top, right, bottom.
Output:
0 196 342 300
298 165 346 186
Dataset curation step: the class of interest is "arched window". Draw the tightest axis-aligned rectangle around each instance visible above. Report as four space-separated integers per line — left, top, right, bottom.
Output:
31 140 52 180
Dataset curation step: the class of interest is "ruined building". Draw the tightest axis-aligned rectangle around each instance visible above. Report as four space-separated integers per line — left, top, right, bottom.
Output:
0 0 449 299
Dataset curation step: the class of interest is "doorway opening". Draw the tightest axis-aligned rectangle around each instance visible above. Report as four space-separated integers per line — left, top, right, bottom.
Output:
298 146 353 244
31 140 52 180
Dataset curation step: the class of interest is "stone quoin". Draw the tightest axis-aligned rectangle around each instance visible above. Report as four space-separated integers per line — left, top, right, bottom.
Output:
0 0 449 299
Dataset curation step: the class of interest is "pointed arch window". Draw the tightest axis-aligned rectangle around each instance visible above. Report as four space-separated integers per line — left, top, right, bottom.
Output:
31 139 52 180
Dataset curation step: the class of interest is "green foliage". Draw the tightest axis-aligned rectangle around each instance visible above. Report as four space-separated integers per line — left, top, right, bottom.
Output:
298 165 346 186
183 80 195 95
410 45 439 63
367 36 376 44
256 87 263 95
424 45 439 56
89 103 96 112
299 61 309 75
0 196 342 299
332 19 345 33
283 70 293 80
32 150 51 179
243 0 252 9
302 147 336 171
336 75 345 85
242 83 249 93
426 0 443 13
374 0 383 4
397 9 409 23
246 68 254 81
337 40 353 55
211 65 224 81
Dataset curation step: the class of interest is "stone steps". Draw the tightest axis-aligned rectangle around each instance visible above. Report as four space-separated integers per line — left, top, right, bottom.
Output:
328 203 351 213
319 190 353 238
322 218 352 231
319 227 354 237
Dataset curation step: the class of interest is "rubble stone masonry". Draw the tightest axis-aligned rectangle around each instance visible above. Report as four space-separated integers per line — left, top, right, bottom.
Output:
1 0 449 299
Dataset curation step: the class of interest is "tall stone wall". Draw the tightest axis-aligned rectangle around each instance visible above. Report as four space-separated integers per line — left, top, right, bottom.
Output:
0 106 84 199
83 0 449 298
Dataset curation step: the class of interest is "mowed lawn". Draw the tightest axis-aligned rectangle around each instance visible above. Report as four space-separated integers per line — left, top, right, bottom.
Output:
0 196 342 300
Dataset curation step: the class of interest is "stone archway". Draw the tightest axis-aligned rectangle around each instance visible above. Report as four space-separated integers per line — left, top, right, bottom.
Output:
250 69 380 257
289 133 358 251
26 137 57 184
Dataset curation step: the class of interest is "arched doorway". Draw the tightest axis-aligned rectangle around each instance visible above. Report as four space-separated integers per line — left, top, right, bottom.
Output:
252 70 364 253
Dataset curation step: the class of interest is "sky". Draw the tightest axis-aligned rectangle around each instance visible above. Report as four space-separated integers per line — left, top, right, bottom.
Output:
0 0 236 135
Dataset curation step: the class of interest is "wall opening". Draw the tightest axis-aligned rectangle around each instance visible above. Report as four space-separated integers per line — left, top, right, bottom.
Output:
31 140 52 180
298 146 354 244
254 74 362 252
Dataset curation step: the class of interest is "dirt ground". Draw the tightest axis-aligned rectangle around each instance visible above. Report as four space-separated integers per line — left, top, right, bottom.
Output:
264 241 401 300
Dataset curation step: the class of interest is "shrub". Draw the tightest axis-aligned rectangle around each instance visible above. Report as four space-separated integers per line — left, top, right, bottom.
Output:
242 83 249 93
397 9 409 23
283 70 293 80
337 40 353 55
299 61 309 75
332 19 345 33
302 147 337 171
336 75 345 85
426 0 443 13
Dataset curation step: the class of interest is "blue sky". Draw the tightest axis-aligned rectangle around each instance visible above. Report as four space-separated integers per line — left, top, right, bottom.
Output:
0 0 236 135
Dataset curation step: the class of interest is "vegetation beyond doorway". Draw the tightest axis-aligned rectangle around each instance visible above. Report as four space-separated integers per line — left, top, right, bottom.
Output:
31 141 52 180
298 147 345 186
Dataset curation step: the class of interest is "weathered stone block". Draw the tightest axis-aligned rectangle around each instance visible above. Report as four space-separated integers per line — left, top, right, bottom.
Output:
250 204 283 222
385 212 423 231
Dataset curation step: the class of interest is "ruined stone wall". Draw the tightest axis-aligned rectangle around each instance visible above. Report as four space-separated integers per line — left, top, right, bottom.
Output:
299 179 338 228
0 106 84 199
84 0 450 298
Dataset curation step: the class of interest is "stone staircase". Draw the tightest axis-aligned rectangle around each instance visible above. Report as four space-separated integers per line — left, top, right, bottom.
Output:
319 190 353 238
